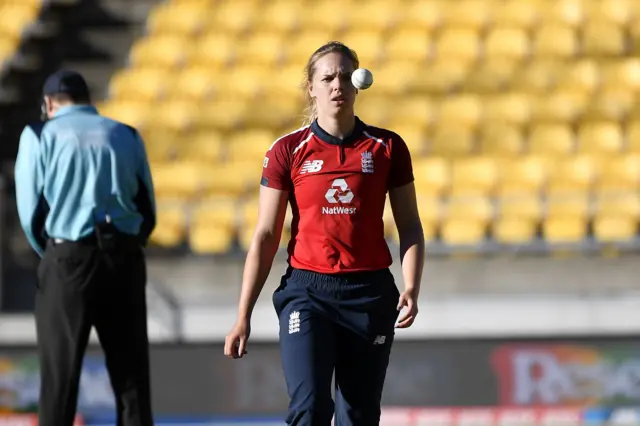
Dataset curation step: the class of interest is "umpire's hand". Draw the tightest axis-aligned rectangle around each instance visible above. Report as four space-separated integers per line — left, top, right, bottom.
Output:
224 318 251 359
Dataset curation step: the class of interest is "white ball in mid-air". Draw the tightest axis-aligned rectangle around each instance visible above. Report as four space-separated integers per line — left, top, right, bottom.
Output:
351 68 373 90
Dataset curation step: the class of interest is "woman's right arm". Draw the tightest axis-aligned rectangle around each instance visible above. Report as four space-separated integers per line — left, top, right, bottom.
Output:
225 184 289 359
237 185 289 321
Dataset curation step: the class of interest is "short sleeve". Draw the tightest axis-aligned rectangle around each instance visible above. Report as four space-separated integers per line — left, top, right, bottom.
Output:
261 139 292 191
388 134 414 189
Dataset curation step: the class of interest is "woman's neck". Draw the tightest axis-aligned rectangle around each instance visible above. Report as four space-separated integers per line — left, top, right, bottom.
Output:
316 114 356 140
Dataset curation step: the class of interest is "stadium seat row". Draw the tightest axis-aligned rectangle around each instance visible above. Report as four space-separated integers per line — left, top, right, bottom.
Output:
149 191 640 252
150 0 640 36
145 155 640 201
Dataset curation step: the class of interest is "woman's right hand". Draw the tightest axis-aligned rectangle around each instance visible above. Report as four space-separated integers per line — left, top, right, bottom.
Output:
224 318 251 359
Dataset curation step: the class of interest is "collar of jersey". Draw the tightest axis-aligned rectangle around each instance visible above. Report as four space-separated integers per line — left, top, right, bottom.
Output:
54 104 99 118
311 116 366 146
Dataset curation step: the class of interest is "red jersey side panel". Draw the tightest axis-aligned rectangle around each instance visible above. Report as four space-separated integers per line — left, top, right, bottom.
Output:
261 122 415 274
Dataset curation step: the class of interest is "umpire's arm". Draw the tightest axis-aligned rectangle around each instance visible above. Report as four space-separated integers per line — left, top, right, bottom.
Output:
131 128 157 246
14 125 47 257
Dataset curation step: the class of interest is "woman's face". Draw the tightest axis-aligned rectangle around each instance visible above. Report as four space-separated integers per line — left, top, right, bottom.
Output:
308 51 357 120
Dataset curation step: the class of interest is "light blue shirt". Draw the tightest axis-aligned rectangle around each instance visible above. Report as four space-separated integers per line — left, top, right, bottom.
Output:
14 105 156 257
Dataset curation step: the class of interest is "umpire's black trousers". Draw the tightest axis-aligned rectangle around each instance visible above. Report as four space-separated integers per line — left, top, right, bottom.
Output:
35 233 154 426
273 267 400 426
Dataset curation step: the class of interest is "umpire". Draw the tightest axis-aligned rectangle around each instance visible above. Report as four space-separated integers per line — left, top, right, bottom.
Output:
14 70 157 426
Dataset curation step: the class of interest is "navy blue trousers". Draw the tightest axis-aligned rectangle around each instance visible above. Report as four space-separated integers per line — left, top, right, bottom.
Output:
272 267 400 426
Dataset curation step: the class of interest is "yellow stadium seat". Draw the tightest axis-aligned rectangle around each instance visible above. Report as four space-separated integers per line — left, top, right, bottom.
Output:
179 131 224 163
139 129 180 162
442 196 493 245
197 99 249 131
584 88 634 121
444 0 493 30
215 66 268 100
384 29 431 63
128 34 192 69
355 94 392 125
169 66 220 102
235 32 286 67
299 0 352 32
386 95 435 128
370 61 420 95
108 68 171 102
582 21 625 56
557 60 600 95
595 155 640 194
547 192 590 218
98 100 151 130
435 28 480 64
463 59 518 93
189 225 235 254
252 0 304 33
226 129 275 163
347 0 402 31
493 217 537 244
150 204 187 248
586 0 633 26
496 155 551 196
282 30 339 65
510 59 562 93
593 216 637 243
198 163 260 198
493 0 541 29
145 2 209 36
263 64 307 99
208 0 257 34
483 93 532 126
412 157 450 197
337 29 385 65
479 123 524 157
411 59 470 94
546 155 599 195
154 100 200 133
151 160 210 199
534 24 577 58
484 27 530 62
430 125 475 157
595 192 640 217
577 121 623 155
528 123 574 156
531 91 589 123
450 157 498 197
543 215 587 244
192 33 237 68
0 4 39 40
243 97 301 129
600 59 640 92
387 124 427 156
540 0 584 27
437 94 482 128
499 193 543 222
417 196 442 227
400 0 444 31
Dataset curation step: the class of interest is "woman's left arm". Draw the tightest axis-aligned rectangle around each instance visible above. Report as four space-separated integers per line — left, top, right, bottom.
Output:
389 181 425 328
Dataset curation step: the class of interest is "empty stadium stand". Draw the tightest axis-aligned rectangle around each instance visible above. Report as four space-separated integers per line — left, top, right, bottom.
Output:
65 0 640 255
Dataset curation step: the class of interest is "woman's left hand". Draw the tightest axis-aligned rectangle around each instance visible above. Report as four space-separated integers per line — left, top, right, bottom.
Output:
395 289 418 329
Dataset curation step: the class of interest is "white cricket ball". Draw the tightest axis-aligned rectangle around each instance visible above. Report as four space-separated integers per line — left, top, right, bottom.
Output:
351 68 373 90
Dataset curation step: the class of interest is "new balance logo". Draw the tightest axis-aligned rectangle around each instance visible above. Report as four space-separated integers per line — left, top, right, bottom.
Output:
300 160 323 174
288 311 300 334
361 151 374 174
373 335 386 345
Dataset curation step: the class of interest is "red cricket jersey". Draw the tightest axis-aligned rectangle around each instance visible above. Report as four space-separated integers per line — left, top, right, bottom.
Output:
261 117 414 274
